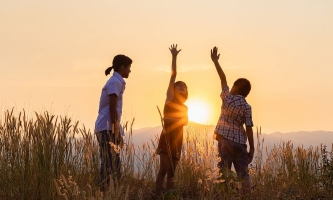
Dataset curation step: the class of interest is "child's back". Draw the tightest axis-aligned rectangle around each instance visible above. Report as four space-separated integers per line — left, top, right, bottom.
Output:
211 47 254 195
215 82 253 145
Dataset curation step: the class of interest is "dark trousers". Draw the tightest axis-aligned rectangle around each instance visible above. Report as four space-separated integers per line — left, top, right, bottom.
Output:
96 130 121 189
217 137 249 179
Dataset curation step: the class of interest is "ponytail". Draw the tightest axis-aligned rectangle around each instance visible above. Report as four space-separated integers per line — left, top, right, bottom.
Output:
105 54 132 76
105 66 113 76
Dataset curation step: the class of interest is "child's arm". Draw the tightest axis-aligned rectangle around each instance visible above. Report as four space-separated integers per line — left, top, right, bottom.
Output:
211 47 227 90
166 44 181 103
109 94 120 138
246 127 255 163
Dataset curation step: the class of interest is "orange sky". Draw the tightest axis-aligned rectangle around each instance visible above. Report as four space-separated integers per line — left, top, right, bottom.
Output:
1 1 333 133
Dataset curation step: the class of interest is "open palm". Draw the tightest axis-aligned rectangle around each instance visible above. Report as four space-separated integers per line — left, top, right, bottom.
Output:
211 46 220 62
169 44 181 56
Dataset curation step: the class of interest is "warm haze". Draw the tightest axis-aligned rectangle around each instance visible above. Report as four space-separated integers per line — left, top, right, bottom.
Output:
1 1 333 134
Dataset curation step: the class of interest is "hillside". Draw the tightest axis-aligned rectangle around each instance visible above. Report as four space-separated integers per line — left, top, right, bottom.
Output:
131 122 333 150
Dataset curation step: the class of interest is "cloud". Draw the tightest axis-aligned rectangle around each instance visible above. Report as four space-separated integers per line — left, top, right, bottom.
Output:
224 65 241 70
152 64 241 73
152 64 212 73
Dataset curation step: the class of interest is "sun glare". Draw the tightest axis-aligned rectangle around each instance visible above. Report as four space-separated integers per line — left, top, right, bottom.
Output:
186 99 210 124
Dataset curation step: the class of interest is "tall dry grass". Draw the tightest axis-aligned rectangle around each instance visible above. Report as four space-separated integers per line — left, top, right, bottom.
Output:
250 129 333 199
0 108 99 199
0 108 332 199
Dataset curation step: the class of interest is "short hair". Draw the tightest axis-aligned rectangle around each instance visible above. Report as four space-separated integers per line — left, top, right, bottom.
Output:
233 78 251 97
174 81 188 100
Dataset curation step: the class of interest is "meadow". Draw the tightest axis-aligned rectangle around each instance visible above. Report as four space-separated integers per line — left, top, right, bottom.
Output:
0 108 332 200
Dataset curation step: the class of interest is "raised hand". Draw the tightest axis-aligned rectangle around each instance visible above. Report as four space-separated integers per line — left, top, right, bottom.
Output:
211 46 227 89
166 44 180 103
169 44 181 57
211 46 220 62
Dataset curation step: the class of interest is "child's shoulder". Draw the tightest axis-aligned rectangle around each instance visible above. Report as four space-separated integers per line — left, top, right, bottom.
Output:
106 75 123 85
242 99 252 110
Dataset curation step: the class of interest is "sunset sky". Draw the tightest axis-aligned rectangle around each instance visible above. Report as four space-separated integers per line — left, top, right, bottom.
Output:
1 0 332 133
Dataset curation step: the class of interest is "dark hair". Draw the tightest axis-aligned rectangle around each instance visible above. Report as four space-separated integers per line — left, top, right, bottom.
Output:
105 54 132 76
233 78 251 97
174 81 188 100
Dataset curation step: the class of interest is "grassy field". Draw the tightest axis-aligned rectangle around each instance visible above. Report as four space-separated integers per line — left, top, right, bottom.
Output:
0 108 332 199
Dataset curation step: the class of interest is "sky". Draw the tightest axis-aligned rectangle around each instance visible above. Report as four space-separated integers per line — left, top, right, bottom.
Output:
1 0 333 133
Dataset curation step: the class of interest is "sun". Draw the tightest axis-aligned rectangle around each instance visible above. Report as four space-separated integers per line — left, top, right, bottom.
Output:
185 99 210 124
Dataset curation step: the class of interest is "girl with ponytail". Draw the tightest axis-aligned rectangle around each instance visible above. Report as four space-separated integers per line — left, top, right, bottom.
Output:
94 54 132 192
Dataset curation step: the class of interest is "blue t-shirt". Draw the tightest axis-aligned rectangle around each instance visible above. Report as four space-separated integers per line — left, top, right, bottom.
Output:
95 72 126 134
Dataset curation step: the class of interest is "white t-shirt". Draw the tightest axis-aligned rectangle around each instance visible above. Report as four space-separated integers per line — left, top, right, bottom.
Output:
95 72 126 134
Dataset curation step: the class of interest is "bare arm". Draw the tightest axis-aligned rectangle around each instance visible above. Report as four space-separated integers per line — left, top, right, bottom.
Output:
246 126 255 163
166 44 181 103
109 94 118 133
211 47 227 90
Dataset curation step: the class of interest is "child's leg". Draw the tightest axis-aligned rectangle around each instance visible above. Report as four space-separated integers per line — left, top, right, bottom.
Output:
97 132 110 185
217 138 233 170
242 177 251 194
155 152 170 196
233 143 251 195
110 133 121 181
166 157 178 190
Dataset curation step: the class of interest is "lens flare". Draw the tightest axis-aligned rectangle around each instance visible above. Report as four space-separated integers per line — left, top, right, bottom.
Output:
185 99 210 124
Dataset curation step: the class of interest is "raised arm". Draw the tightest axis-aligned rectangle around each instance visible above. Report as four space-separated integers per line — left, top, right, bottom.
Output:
166 44 181 103
211 47 227 90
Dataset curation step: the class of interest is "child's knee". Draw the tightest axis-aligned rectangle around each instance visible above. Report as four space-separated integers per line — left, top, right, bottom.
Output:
166 168 175 177
237 170 250 182
158 167 168 176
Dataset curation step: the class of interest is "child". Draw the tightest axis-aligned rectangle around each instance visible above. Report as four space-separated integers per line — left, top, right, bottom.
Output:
211 46 254 194
95 54 132 191
155 44 188 196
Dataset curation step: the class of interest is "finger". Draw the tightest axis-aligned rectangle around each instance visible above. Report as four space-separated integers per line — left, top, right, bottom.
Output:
178 49 181 52
176 44 178 49
218 54 220 59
